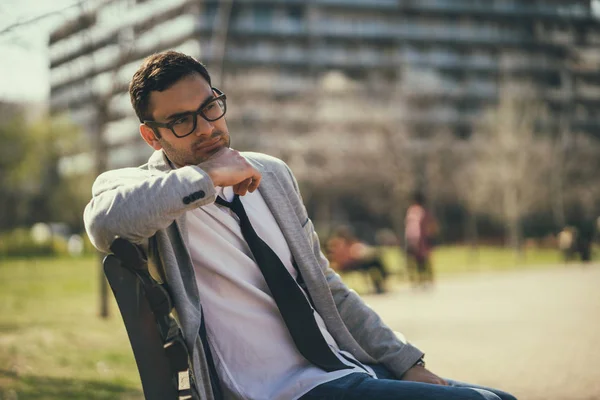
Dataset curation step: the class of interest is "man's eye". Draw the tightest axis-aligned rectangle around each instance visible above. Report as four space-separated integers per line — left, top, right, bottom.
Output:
173 115 191 125
203 103 216 112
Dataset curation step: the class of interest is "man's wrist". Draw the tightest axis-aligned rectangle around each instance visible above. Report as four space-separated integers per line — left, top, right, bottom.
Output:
203 168 220 188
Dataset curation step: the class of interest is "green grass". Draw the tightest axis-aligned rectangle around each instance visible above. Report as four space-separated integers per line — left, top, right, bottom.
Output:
382 245 566 275
0 256 143 399
340 245 570 293
0 246 574 398
433 245 566 273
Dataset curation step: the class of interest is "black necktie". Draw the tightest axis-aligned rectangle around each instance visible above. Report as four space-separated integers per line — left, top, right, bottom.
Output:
215 194 351 372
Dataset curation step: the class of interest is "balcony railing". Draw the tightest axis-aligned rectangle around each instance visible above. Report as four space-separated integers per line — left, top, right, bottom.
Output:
49 0 196 68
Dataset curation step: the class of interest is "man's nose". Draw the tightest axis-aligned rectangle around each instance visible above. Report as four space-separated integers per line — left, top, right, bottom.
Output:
194 116 215 136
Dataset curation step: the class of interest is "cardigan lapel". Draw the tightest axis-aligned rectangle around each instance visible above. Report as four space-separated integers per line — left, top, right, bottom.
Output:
252 162 373 362
255 169 334 308
146 150 190 246
146 151 201 344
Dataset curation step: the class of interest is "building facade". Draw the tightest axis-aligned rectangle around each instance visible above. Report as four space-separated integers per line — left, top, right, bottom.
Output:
49 0 600 177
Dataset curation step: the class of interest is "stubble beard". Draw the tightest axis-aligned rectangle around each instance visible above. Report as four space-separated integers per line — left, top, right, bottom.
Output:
159 132 231 167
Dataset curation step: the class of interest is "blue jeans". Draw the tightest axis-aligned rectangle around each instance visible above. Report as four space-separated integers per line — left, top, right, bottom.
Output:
300 364 517 400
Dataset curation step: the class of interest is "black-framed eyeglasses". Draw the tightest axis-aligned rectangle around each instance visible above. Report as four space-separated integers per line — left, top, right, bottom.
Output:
144 88 227 138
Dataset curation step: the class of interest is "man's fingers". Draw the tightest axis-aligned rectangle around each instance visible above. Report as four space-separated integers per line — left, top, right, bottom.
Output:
235 171 261 195
248 173 261 192
234 178 252 196
431 375 448 386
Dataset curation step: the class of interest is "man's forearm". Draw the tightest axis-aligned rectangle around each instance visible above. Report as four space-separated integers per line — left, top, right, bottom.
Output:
84 166 216 252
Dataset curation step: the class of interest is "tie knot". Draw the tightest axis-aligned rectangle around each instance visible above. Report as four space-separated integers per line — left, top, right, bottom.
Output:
215 194 241 214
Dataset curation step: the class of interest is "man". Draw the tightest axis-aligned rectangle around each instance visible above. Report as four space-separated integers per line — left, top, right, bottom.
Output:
84 51 516 400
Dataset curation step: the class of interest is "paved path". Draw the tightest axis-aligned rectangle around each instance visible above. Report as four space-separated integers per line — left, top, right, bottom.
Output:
364 264 600 400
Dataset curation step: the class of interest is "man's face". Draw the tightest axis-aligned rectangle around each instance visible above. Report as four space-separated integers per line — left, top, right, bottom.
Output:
139 73 230 166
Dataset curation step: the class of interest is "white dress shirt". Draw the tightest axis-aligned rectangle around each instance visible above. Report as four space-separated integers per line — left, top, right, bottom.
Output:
186 186 374 400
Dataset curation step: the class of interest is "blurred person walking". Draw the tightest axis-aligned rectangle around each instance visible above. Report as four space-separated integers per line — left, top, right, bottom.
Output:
404 192 438 288
84 51 516 400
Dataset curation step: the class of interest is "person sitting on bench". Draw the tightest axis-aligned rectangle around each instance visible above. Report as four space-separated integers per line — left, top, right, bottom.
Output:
84 50 517 400
326 226 388 294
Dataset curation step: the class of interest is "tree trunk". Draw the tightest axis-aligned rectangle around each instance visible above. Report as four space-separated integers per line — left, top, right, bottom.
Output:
503 183 523 257
466 210 480 266
506 217 524 260
550 135 566 229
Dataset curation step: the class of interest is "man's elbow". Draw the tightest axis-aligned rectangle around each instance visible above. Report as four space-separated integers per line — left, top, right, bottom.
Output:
84 202 151 253
83 204 114 254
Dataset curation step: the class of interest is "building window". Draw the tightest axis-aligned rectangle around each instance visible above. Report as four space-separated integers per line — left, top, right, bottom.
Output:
254 5 273 29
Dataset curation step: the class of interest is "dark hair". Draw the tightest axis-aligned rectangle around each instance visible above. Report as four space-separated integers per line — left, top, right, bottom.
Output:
129 51 212 123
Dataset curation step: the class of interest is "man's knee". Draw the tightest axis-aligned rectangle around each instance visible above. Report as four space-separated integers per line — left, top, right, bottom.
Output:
471 388 517 400
471 388 502 400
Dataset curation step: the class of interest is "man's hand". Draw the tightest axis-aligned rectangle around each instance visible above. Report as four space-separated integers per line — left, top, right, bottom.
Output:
199 148 261 196
401 365 447 386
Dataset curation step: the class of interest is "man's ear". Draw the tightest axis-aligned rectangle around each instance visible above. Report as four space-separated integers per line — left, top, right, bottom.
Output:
140 124 162 150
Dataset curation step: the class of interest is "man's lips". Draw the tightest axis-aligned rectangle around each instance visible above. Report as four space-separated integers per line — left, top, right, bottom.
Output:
194 137 223 152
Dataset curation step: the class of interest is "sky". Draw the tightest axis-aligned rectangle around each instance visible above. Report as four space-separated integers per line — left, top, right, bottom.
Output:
0 0 82 103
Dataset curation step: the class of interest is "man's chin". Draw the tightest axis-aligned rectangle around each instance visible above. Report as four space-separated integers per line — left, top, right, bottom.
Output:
202 144 225 158
189 146 223 165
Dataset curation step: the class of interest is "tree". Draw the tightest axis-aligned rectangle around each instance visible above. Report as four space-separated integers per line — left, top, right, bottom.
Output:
469 85 553 252
0 111 31 230
0 108 91 232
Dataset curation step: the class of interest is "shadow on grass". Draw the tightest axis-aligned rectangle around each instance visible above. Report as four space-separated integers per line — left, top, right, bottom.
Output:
0 323 23 334
0 369 142 400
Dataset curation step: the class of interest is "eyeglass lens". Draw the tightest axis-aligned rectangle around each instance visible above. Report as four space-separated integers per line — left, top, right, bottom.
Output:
173 98 226 137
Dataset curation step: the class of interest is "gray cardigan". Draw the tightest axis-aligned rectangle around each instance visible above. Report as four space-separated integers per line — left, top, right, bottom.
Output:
84 150 423 399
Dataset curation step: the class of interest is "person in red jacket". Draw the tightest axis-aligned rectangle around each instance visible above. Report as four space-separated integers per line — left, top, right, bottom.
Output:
404 192 438 288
